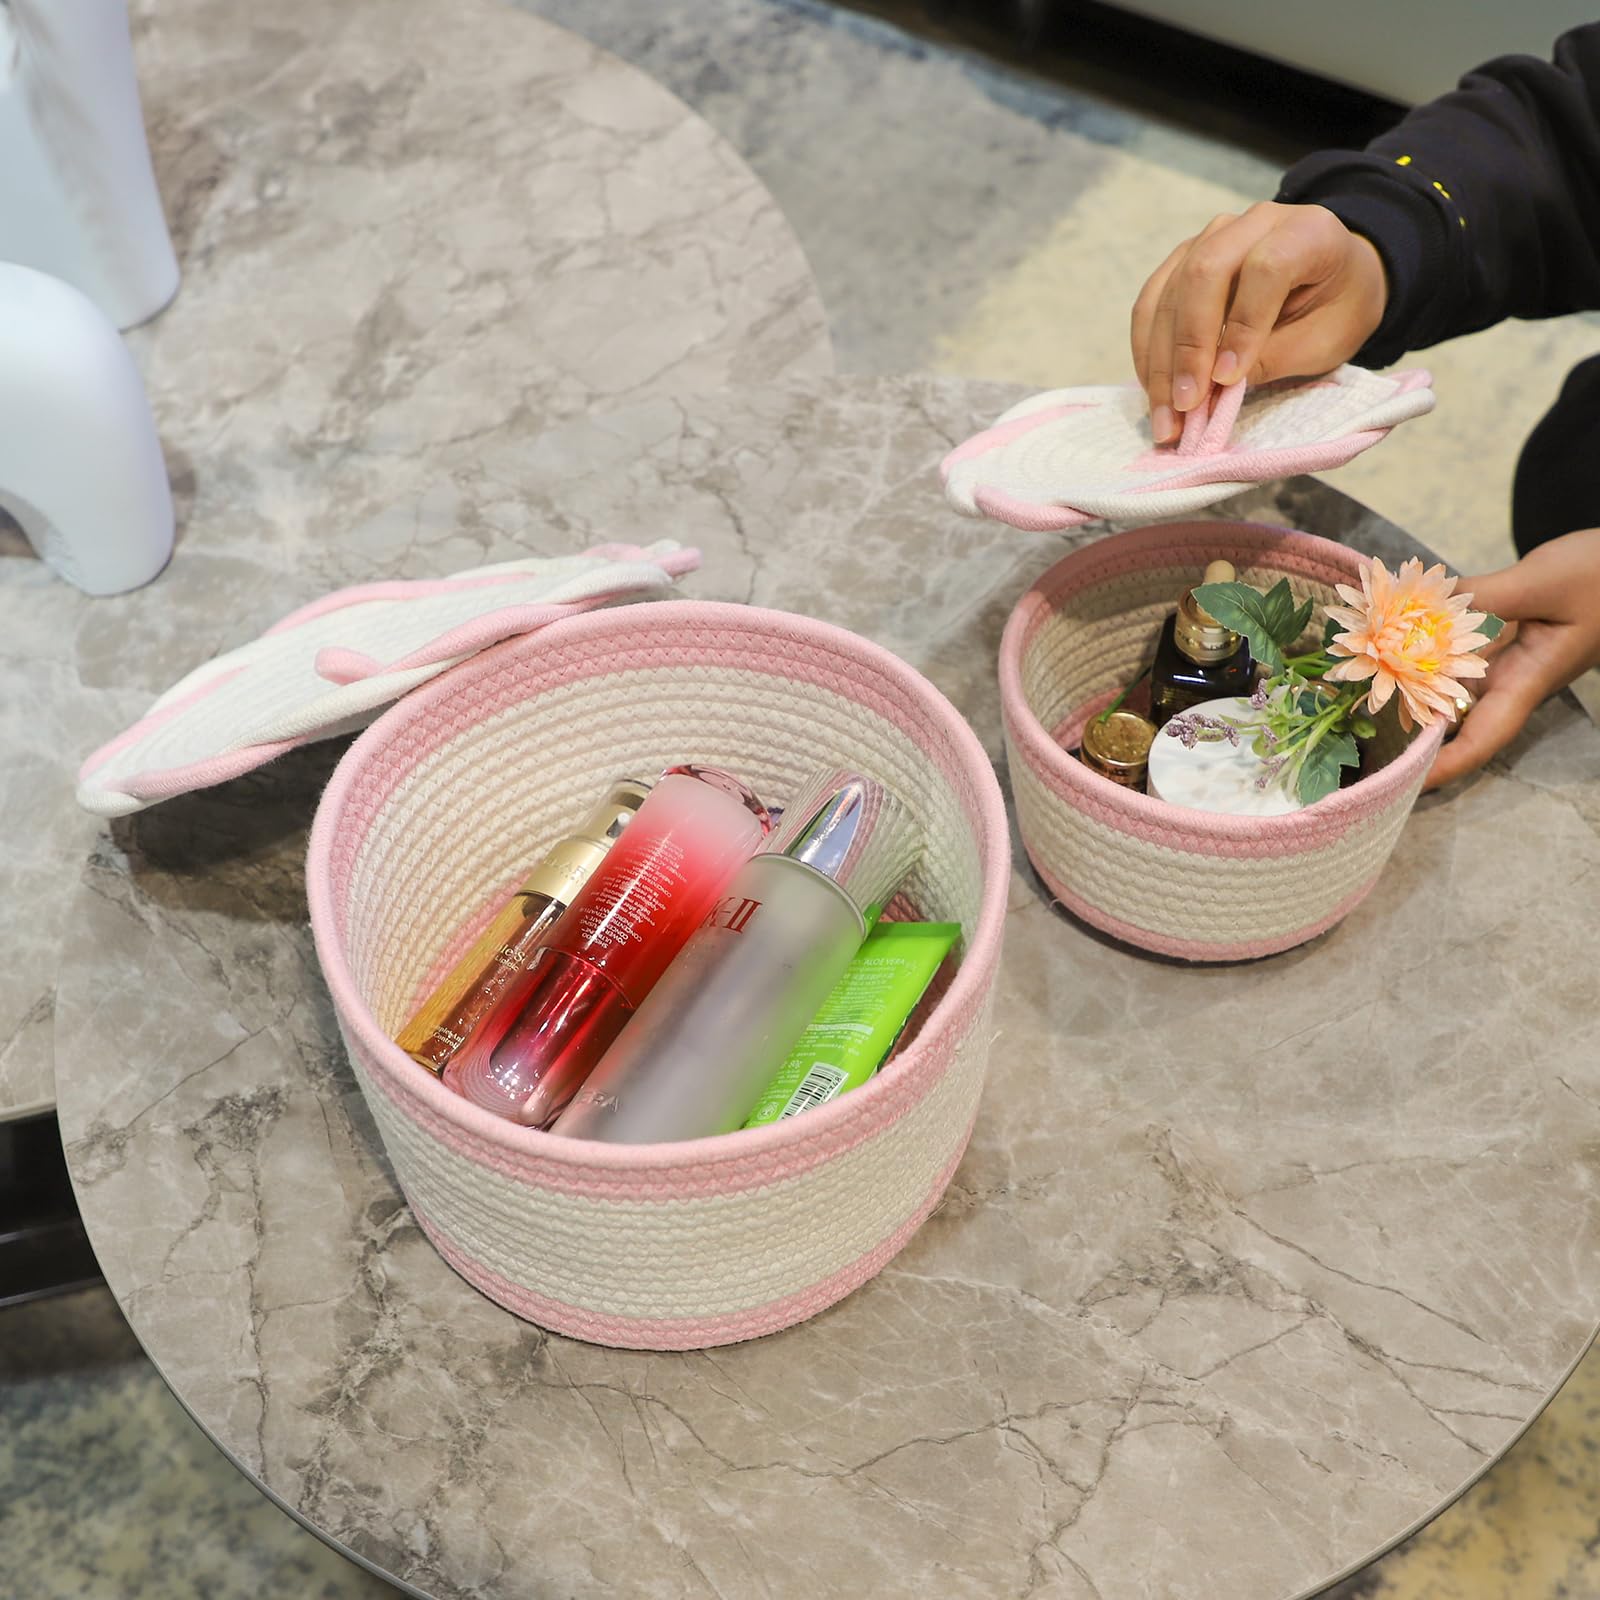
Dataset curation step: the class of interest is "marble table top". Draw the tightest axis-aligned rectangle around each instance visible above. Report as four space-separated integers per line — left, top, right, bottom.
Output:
0 0 830 1120
56 376 1600 1600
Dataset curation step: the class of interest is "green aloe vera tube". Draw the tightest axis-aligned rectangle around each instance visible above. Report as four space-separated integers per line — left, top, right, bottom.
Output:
743 922 960 1127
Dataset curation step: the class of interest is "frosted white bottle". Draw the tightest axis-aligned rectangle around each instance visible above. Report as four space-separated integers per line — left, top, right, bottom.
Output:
552 770 920 1144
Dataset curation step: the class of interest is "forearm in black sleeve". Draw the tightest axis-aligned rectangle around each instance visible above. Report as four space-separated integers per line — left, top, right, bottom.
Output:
1274 24 1600 366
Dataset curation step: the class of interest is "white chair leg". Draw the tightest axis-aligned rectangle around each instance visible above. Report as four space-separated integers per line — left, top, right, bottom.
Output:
0 263 174 596
0 0 179 330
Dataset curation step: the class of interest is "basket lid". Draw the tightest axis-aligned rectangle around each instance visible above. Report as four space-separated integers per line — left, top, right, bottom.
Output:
75 541 698 817
940 365 1434 532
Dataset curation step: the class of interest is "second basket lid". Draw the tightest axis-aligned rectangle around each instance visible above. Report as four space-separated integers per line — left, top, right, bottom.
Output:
76 541 698 817
941 365 1435 532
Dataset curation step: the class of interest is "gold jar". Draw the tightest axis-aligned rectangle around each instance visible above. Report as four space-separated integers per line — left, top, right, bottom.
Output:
1080 710 1156 790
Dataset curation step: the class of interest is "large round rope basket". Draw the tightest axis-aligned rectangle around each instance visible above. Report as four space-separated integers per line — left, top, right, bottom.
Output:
308 600 1009 1350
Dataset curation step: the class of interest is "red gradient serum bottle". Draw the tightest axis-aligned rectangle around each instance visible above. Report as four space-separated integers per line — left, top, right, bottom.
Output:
552 769 920 1145
443 765 768 1126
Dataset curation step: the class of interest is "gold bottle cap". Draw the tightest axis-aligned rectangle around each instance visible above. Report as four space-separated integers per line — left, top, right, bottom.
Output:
519 777 652 903
1174 558 1243 665
1081 710 1157 787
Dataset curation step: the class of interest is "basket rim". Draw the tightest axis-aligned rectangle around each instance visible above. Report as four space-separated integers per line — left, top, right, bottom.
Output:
998 520 1447 840
307 598 1010 1171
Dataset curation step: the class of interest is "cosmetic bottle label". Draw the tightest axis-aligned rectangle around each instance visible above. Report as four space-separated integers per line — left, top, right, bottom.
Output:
776 1062 850 1118
493 941 535 971
573 836 688 954
537 770 770 1009
743 922 959 1128
567 1087 622 1116
704 894 762 933
522 837 607 905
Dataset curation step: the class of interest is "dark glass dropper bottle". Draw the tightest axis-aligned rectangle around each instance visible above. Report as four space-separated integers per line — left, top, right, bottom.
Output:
1149 558 1254 726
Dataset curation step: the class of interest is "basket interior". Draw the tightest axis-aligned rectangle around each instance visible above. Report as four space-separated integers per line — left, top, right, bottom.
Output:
1018 553 1416 775
333 635 992 1041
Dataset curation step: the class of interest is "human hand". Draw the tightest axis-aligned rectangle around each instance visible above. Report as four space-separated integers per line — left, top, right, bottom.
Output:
1130 202 1389 444
1425 528 1600 788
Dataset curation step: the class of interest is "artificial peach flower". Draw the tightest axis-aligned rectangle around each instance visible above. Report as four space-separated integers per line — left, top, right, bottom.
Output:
1323 556 1495 730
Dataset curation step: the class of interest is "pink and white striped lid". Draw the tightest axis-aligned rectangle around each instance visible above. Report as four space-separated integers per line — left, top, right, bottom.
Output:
942 365 1434 532
75 541 698 817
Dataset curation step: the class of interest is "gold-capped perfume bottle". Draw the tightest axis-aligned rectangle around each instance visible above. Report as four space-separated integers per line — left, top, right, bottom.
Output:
396 778 651 1073
1149 558 1254 726
442 766 770 1126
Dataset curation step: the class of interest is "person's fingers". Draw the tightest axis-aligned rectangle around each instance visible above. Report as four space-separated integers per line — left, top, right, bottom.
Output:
1248 325 1338 388
1209 220 1304 387
1251 317 1381 387
1423 658 1543 789
1138 243 1191 443
1481 616 1519 660
1459 566 1529 627
1424 685 1537 788
1143 266 1187 442
1167 213 1263 412
1145 214 1239 439
1226 209 1387 385
1131 239 1190 396
1425 530 1600 788
1422 568 1542 789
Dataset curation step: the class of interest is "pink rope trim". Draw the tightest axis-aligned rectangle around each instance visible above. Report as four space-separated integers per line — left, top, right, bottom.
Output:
410 1124 977 1349
1175 379 1246 457
1129 429 1388 493
982 430 1391 526
118 734 320 804
973 484 1093 531
999 522 1443 854
263 544 700 635
307 600 1010 1192
77 666 249 780
959 371 1434 528
938 403 1093 477
79 550 703 806
1029 851 1383 962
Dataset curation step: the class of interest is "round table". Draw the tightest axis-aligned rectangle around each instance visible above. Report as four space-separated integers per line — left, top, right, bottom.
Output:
57 375 1600 1600
0 0 830 1120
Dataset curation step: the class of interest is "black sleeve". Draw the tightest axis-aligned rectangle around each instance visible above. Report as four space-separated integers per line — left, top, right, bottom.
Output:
1275 25 1600 367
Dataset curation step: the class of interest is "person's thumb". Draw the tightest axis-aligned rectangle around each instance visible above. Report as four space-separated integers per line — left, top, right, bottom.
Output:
1453 564 1531 628
1424 676 1539 789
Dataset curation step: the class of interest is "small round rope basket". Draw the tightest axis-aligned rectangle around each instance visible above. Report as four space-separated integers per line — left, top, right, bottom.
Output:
999 522 1443 962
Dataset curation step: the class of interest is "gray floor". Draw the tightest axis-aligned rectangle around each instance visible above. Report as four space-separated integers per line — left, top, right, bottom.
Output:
520 0 1285 374
0 1288 396 1599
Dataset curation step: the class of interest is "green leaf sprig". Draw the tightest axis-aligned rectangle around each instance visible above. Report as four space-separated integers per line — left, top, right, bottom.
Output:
1168 575 1504 806
1191 577 1313 674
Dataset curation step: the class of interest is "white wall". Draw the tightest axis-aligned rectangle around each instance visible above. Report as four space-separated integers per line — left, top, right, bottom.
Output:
1110 1 1600 104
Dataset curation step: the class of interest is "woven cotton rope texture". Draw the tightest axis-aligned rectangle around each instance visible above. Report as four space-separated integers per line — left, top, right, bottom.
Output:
941 366 1435 531
75 543 697 817
999 523 1444 962
306 601 1010 1350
